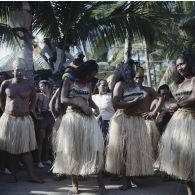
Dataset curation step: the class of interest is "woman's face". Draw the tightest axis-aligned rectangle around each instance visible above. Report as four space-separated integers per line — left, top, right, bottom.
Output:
176 58 191 77
98 80 108 95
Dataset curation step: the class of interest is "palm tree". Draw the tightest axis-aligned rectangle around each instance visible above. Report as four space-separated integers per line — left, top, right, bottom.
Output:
0 1 171 81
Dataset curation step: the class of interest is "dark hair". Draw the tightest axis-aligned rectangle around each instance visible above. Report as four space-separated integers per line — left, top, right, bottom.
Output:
111 59 135 91
39 80 50 87
71 60 98 80
93 79 109 94
97 79 108 87
73 58 84 66
158 84 173 98
174 51 195 83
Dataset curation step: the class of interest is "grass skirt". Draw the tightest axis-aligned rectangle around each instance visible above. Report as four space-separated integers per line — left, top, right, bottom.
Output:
0 113 37 154
52 109 104 176
106 110 153 176
159 108 195 181
52 114 63 154
145 119 160 159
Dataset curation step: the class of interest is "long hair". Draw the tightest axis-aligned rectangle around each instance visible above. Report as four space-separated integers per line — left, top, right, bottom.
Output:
71 60 98 80
111 59 135 91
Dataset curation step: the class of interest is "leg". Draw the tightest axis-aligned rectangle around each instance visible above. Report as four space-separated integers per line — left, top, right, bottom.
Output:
97 172 107 194
118 164 132 190
22 152 43 183
186 181 195 195
119 176 132 190
0 150 6 171
130 176 142 188
8 153 19 183
44 128 52 164
37 129 45 168
71 175 79 194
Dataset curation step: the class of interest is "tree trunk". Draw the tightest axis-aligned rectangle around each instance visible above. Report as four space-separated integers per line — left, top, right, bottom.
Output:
124 36 132 63
10 2 34 81
80 40 88 61
143 39 151 87
19 33 34 80
153 63 157 88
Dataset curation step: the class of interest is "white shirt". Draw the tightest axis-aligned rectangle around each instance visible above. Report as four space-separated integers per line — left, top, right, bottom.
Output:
92 93 115 120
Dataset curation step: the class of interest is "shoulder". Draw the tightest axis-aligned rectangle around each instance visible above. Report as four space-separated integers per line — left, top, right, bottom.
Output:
63 77 72 83
1 79 11 88
145 86 157 95
36 92 42 99
62 77 73 92
113 81 124 97
114 81 124 89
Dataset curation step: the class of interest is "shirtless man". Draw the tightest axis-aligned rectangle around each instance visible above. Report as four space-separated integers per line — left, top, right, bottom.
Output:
134 66 162 159
0 58 42 183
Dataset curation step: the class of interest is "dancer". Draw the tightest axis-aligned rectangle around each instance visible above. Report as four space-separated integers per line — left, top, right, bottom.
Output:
52 60 105 194
106 60 154 190
159 52 195 195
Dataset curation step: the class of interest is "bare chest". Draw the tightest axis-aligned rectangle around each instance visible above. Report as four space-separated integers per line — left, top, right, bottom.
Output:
6 85 31 99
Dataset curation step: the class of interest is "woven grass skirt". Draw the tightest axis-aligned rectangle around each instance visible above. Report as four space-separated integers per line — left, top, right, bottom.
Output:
52 109 104 176
106 110 153 176
145 119 160 159
159 108 195 181
0 112 37 154
52 114 63 153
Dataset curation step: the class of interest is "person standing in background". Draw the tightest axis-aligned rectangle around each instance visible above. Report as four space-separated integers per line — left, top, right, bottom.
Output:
40 38 57 72
0 58 42 183
92 79 115 145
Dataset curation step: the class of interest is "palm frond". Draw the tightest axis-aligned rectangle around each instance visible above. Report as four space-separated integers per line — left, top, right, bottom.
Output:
0 23 19 48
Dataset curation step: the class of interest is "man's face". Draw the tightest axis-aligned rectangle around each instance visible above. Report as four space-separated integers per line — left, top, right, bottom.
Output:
135 76 144 85
39 83 48 93
13 68 25 79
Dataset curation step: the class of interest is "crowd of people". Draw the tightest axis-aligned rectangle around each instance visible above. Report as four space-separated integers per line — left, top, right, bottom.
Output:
0 51 195 195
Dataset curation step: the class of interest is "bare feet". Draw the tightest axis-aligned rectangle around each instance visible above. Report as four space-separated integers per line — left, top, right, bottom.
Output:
99 185 107 194
28 176 44 184
72 185 79 194
7 175 17 183
131 179 142 188
119 183 132 191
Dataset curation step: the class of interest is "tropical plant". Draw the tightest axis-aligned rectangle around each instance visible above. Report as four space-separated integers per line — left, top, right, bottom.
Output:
0 1 172 81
